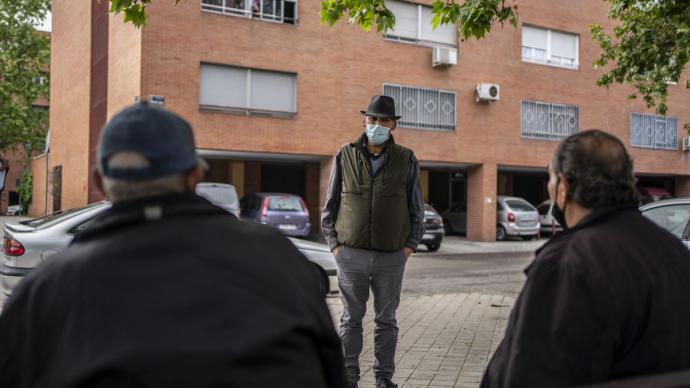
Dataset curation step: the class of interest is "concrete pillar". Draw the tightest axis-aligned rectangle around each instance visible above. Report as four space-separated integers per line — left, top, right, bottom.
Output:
466 163 497 241
305 163 320 233
420 169 429 203
230 161 245 198
244 162 261 195
675 176 690 197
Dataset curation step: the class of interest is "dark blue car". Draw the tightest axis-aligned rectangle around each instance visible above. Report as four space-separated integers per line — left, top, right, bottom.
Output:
240 193 311 238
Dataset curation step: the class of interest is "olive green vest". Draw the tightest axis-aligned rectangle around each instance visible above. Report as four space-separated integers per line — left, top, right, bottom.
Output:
335 136 412 251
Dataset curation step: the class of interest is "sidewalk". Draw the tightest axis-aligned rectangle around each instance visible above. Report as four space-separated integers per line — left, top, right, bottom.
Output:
424 236 546 255
327 292 515 388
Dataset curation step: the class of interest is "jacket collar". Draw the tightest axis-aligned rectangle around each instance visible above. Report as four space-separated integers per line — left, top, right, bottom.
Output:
73 192 228 243
531 204 639 266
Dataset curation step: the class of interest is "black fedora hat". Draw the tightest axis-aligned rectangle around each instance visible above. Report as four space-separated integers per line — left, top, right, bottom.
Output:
360 95 401 119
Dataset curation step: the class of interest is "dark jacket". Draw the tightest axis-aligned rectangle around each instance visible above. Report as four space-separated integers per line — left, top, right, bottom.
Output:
0 193 345 388
482 206 690 388
334 135 413 251
321 134 425 252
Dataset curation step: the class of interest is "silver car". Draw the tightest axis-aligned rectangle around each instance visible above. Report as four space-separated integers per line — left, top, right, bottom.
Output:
496 196 540 241
640 198 690 249
1 202 338 296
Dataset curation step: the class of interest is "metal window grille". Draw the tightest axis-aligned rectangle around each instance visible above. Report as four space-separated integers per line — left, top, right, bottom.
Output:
201 0 297 24
521 100 578 140
383 84 456 131
630 113 678 150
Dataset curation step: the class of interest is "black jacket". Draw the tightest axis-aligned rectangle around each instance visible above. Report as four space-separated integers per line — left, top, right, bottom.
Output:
482 206 690 388
0 193 345 388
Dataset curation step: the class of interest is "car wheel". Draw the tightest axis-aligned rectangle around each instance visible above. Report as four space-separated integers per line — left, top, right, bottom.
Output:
426 243 440 252
496 226 507 241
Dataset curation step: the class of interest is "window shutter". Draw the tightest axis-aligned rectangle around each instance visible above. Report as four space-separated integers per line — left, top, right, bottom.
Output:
522 26 547 50
385 0 418 40
550 31 577 61
199 64 248 108
250 69 296 112
420 6 456 46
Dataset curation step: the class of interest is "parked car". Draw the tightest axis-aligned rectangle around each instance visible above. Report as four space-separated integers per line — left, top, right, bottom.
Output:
421 204 444 252
640 198 690 249
6 204 23 216
0 202 337 296
537 200 563 234
496 196 540 241
195 182 240 217
638 185 673 205
240 193 311 238
441 204 467 235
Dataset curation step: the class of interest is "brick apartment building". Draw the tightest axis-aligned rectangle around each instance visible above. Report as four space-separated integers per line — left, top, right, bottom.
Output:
32 0 690 241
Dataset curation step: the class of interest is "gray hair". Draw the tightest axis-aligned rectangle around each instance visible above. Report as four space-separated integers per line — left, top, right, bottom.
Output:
100 151 186 202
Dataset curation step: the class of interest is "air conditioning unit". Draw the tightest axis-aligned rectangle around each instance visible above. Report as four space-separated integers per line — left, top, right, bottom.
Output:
432 47 458 68
476 83 500 102
683 137 690 151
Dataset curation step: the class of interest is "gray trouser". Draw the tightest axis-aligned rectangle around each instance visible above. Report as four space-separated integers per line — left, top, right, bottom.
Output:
335 246 407 383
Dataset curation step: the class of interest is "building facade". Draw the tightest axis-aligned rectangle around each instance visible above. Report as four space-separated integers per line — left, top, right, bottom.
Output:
38 0 690 241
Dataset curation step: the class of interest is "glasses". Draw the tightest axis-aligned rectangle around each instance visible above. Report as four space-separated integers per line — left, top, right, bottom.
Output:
365 116 396 125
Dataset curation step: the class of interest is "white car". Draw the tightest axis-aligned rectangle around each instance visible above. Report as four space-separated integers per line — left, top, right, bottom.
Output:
1 202 338 296
6 205 23 216
537 200 563 234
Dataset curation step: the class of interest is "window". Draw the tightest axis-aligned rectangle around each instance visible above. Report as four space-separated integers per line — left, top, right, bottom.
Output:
268 196 305 212
384 0 456 47
199 63 296 117
201 0 297 24
521 100 579 141
505 199 536 212
522 26 578 69
630 113 678 150
383 83 456 131
642 204 690 239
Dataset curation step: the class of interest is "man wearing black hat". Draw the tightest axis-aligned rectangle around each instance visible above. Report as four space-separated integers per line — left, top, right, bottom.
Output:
0 103 346 388
322 95 425 388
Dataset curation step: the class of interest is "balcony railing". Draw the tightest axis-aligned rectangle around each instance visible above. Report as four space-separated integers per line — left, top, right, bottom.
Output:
201 0 297 24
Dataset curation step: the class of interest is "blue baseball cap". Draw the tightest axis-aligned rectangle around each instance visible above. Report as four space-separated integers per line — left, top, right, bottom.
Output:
98 103 203 180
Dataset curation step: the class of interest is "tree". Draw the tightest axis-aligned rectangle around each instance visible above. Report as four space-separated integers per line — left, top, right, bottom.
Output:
111 0 688 128
590 0 690 131
0 0 50 154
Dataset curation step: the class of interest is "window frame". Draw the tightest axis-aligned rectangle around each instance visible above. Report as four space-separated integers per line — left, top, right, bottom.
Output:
629 112 679 151
382 83 457 132
521 25 579 70
200 0 299 25
383 0 457 48
199 63 297 118
520 100 579 141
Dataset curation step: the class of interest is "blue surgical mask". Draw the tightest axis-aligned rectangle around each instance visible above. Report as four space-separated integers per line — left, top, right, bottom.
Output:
365 124 391 145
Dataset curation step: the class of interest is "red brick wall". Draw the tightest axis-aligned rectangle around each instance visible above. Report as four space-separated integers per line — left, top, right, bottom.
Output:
0 149 25 214
49 0 93 210
133 0 689 176
467 163 497 241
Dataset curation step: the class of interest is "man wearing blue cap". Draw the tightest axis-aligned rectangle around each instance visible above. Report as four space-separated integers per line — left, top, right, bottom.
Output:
0 103 345 388
322 95 425 388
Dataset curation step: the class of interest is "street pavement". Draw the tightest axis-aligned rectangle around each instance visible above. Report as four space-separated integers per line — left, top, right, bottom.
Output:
326 242 538 388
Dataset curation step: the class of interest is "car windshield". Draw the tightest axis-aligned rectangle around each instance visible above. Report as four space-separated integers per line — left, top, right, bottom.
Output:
197 185 238 206
20 202 106 229
642 204 690 239
505 199 535 211
537 204 549 215
268 196 304 212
